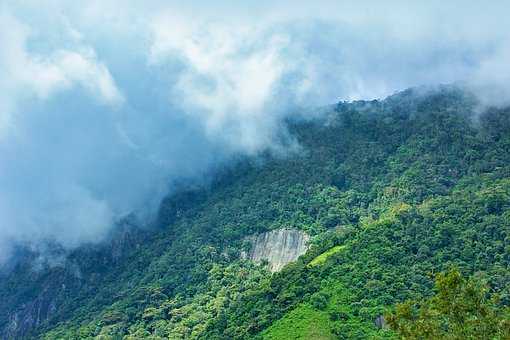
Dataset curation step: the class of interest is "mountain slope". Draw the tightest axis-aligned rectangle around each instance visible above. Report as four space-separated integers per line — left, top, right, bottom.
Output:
1 85 509 339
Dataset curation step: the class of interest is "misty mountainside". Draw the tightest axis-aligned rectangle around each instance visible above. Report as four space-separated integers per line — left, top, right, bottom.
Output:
1 85 510 339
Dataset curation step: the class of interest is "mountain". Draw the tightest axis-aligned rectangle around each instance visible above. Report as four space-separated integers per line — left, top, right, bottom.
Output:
1 85 509 339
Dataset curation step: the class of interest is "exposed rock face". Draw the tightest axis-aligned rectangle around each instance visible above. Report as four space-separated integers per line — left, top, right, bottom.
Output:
0 221 145 339
374 315 389 329
247 228 310 272
2 287 58 340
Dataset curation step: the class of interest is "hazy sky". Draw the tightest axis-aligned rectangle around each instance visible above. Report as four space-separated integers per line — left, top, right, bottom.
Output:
0 0 509 264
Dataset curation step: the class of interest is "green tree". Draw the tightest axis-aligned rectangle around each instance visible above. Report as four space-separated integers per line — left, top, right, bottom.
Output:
386 269 510 339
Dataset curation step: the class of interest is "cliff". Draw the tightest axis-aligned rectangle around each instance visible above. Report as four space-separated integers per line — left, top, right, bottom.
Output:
246 228 310 272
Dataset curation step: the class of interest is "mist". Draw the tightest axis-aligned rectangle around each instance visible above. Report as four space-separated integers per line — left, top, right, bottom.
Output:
1 0 509 264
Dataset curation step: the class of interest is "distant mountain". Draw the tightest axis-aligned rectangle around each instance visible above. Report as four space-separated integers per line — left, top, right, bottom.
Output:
1 85 509 339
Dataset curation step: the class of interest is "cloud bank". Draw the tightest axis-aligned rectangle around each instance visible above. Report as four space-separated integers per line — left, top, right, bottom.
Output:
0 0 509 264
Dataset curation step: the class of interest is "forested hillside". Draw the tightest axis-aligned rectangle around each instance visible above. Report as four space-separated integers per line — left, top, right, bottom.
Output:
1 85 509 339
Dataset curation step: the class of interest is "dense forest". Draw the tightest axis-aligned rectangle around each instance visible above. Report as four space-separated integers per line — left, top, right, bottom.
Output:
1 85 509 339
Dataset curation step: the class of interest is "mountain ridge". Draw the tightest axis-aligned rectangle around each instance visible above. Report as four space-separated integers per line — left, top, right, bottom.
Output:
1 84 509 339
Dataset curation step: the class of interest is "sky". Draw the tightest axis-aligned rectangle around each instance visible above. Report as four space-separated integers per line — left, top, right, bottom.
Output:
0 0 509 264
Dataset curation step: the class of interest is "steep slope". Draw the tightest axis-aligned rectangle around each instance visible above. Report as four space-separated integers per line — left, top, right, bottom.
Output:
1 85 509 339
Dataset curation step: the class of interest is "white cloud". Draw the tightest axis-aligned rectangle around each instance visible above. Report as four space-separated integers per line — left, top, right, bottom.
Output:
0 9 123 139
48 50 124 105
467 41 510 108
150 15 315 153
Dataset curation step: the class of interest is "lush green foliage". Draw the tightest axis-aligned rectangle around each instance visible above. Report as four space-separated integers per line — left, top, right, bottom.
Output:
387 269 510 339
308 245 347 267
1 86 509 339
262 303 335 339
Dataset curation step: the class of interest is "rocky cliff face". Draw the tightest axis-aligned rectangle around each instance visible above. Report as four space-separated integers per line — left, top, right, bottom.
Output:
2 287 58 340
246 228 310 272
0 221 146 340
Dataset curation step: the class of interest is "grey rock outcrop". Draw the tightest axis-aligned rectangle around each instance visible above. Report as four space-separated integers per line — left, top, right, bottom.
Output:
245 228 310 272
2 287 58 340
375 315 389 329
